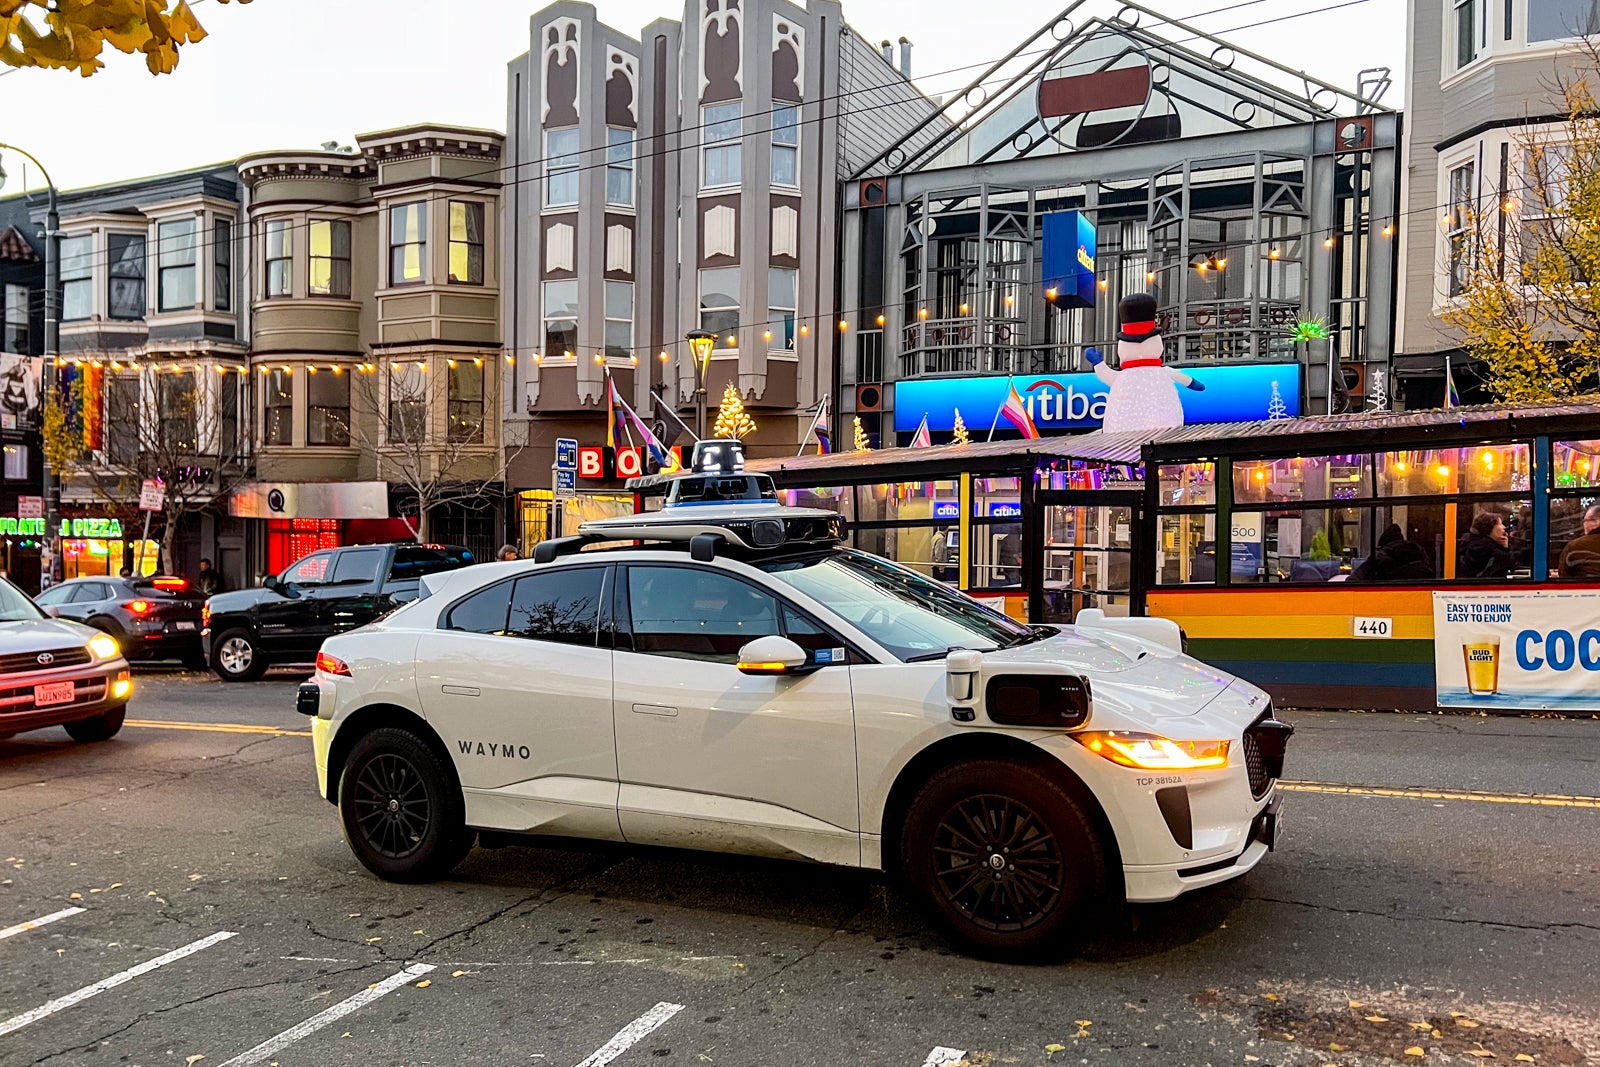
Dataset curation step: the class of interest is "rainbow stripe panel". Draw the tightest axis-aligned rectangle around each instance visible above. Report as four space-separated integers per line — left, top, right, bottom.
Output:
1147 588 1437 710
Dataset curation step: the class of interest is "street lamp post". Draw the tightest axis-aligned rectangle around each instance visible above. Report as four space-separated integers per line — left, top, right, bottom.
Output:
685 330 716 440
0 144 60 588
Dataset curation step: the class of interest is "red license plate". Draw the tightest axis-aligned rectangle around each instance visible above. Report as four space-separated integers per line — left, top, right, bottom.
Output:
33 681 76 707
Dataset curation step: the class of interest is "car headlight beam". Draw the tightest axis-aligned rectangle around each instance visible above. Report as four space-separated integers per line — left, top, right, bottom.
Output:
1074 730 1229 770
87 633 121 661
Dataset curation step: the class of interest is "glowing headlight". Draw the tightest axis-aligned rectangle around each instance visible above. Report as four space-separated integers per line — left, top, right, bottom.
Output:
1074 730 1230 770
87 634 121 661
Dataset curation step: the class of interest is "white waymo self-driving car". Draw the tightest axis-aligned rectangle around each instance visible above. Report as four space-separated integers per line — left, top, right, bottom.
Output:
299 441 1290 958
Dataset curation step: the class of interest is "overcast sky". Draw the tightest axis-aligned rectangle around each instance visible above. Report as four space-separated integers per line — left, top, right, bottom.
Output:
0 0 1405 194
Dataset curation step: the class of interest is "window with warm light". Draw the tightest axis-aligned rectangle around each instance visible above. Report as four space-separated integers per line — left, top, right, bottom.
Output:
3 443 26 481
447 360 484 443
389 202 427 286
1445 162 1475 297
309 220 352 298
307 368 349 446
388 360 427 444
448 202 485 284
700 267 739 349
264 368 293 446
604 281 633 360
157 218 198 312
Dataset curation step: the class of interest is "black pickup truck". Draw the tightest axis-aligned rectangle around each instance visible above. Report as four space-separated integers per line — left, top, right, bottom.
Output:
201 543 474 681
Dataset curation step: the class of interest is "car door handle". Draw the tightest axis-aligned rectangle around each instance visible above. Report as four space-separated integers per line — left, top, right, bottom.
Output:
632 703 678 717
442 685 480 697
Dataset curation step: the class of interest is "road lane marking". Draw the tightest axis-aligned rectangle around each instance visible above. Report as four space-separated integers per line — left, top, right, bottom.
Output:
922 1049 968 1066
1280 781 1600 809
126 719 312 737
574 1002 685 1067
0 907 85 942
216 963 435 1066
0 930 236 1038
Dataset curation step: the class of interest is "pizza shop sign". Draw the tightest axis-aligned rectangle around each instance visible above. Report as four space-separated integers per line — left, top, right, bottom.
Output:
578 445 685 480
0 517 125 538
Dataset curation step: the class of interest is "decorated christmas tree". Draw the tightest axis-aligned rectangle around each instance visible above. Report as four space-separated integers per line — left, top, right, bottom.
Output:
1266 380 1289 421
712 383 757 439
951 408 971 445
852 416 871 452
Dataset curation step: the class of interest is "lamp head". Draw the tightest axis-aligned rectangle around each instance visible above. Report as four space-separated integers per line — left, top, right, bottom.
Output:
685 330 716 373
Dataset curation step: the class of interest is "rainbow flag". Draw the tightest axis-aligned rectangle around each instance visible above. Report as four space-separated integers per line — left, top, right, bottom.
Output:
815 399 831 454
605 377 624 448
909 414 931 449
998 383 1040 439
1445 367 1461 409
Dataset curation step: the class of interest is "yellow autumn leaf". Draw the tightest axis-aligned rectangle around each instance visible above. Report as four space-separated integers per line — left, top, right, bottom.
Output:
1515 1055 1536 1062
1404 1047 1425 1057
1044 1044 1065 1058
1450 1012 1470 1018
1433 1029 1445 1039
1263 993 1279 1002
1410 1022 1433 1031
1328 1042 1347 1052
366 937 381 943
1348 1000 1364 1008
1366 1015 1390 1023
1457 1019 1481 1029
68 893 81 900
451 970 470 978
1074 1020 1091 1027
415 979 431 988
1465 1052 1495 1060
186 1057 204 1066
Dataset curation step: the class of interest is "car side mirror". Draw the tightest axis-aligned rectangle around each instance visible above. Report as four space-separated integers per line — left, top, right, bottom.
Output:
264 575 284 593
41 605 61 618
736 635 810 676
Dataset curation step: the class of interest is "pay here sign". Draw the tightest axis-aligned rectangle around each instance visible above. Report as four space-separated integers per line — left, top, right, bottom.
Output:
1433 591 1600 711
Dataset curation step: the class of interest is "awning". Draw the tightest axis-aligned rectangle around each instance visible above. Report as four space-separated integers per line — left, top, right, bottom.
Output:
230 481 389 520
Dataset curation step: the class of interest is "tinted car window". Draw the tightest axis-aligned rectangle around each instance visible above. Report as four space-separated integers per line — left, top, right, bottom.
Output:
331 549 384 585
509 569 604 646
72 583 111 603
390 546 474 581
445 579 513 635
285 551 334 586
626 566 779 663
781 604 843 658
35 584 75 606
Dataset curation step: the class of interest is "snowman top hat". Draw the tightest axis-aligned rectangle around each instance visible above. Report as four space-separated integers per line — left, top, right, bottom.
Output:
1117 292 1161 344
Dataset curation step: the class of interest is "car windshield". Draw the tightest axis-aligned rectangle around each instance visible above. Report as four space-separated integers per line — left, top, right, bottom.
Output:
759 549 1030 661
389 546 474 581
0 579 45 622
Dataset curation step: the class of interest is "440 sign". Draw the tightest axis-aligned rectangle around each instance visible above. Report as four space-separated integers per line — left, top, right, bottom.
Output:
0 517 130 538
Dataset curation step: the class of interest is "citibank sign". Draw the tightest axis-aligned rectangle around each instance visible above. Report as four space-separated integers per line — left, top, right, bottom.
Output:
894 363 1302 433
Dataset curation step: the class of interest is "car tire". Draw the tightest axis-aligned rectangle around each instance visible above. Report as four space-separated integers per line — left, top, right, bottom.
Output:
899 757 1112 961
211 628 267 682
63 704 127 743
338 727 474 883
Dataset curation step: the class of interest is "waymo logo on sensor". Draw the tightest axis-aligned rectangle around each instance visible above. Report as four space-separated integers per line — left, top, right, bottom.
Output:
1514 629 1600 672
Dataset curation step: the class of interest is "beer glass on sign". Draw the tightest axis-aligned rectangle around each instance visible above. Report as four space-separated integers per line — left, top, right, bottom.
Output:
1462 638 1501 696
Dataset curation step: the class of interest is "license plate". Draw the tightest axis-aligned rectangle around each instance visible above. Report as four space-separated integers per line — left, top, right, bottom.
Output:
173 621 196 631
33 681 76 707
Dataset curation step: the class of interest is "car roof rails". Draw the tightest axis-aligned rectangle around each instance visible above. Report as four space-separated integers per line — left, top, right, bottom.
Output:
531 534 603 564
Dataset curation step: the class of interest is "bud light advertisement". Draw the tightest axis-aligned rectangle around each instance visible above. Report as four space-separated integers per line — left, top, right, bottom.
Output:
894 363 1301 433
1433 591 1600 710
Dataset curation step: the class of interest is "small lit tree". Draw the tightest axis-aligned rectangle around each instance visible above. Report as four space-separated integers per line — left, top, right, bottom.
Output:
852 416 871 453
951 409 971 445
711 383 757 440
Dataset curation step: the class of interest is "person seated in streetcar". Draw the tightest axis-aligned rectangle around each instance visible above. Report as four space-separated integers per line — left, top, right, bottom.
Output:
1353 523 1434 581
1458 510 1514 579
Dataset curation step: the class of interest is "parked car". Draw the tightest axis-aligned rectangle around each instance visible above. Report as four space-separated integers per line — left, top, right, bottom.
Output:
35 575 207 668
299 452 1290 960
0 578 133 743
203 543 475 682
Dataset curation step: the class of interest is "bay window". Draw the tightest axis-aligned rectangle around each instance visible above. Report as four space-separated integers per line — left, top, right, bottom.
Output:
388 360 426 444
768 268 797 352
264 368 293 446
546 128 580 207
699 267 740 349
389 201 427 286
214 218 232 311
307 367 350 446
107 234 146 320
265 219 292 298
604 281 633 360
60 235 92 322
158 218 198 311
703 103 742 189
772 105 799 188
1529 0 1600 42
543 279 578 358
309 220 352 297
447 359 484 443
606 128 634 207
448 202 485 284
1446 161 1475 297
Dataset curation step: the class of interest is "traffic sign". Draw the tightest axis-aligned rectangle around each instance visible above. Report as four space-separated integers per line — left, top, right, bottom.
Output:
553 467 577 501
16 496 42 519
138 479 165 512
555 438 579 471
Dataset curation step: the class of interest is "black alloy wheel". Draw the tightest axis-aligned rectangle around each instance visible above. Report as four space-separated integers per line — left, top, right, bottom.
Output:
931 794 1064 933
901 757 1112 960
338 727 473 882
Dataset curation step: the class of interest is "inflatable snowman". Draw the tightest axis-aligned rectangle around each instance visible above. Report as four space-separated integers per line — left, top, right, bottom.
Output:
1087 293 1204 436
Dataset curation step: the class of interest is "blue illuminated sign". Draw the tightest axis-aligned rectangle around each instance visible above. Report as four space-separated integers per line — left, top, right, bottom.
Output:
933 501 961 520
1042 210 1098 309
894 363 1302 433
989 502 1023 519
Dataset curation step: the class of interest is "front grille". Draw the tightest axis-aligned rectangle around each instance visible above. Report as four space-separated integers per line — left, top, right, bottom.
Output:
0 647 92 675
1242 728 1268 798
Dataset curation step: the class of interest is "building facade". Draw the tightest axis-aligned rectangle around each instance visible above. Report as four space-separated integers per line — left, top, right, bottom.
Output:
837 3 1401 448
1395 0 1597 407
238 124 507 572
502 0 946 543
0 194 45 588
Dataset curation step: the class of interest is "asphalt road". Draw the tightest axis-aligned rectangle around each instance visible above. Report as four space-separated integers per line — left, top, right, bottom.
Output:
1 669 1596 1067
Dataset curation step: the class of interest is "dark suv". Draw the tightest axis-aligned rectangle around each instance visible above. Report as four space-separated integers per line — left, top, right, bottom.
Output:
202 543 474 681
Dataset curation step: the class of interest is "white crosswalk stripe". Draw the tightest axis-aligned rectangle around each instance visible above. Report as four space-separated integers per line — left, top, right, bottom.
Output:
216 963 435 1067
921 1048 969 1066
0 930 237 1038
0 906 85 942
573 1001 685 1067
